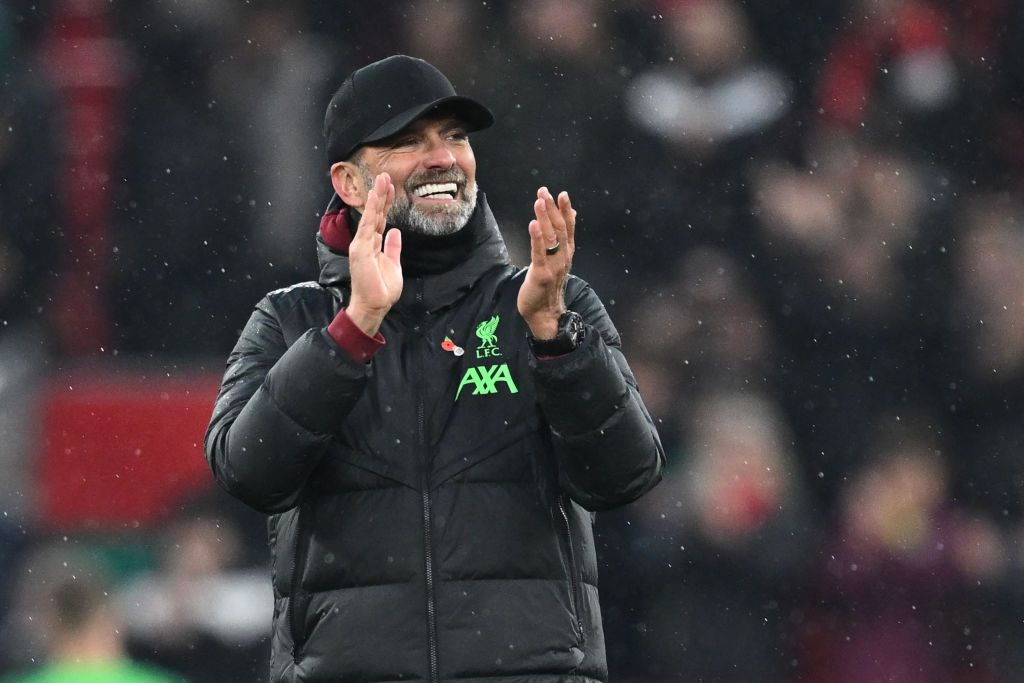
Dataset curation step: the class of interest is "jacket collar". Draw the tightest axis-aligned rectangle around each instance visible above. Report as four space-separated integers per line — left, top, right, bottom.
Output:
316 192 510 313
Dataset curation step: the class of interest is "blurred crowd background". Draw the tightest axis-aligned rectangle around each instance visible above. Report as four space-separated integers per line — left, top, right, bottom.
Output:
1 0 1023 680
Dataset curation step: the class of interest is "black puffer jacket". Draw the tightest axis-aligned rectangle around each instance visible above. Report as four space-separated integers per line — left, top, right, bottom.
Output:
205 196 664 682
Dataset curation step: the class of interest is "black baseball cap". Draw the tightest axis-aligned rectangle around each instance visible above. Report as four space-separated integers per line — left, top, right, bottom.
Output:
323 55 494 164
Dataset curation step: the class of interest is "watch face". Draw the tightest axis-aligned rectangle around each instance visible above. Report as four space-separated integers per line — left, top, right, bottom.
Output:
563 311 585 346
530 312 584 356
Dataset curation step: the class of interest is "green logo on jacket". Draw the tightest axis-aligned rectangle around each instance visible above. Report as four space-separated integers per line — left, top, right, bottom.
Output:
455 315 518 400
456 364 519 400
474 315 502 358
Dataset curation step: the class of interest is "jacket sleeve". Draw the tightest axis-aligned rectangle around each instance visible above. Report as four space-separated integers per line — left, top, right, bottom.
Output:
530 279 666 511
204 296 372 513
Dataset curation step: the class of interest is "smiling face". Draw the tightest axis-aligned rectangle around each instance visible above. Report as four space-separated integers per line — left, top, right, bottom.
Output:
332 113 479 236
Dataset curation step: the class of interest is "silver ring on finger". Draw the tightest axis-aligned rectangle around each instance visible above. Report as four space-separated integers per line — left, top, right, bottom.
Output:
545 242 561 256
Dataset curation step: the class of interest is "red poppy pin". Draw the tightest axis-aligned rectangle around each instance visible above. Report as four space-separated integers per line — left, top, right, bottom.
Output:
441 336 465 356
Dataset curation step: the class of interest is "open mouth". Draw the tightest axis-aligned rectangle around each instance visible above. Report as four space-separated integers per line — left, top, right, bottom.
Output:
413 182 459 201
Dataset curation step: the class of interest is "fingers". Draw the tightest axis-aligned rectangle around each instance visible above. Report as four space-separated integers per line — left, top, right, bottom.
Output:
533 197 555 250
383 225 402 262
379 177 395 233
534 186 573 255
527 219 546 264
534 187 559 250
369 173 393 234
557 191 576 247
355 173 393 252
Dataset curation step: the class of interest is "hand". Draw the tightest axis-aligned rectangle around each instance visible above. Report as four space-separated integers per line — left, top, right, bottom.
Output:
517 187 576 339
347 173 402 336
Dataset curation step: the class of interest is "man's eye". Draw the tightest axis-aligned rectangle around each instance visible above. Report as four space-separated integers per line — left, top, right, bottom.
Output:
448 131 468 141
393 137 418 147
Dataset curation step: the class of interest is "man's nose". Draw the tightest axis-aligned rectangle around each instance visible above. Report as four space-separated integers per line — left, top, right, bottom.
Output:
422 139 456 169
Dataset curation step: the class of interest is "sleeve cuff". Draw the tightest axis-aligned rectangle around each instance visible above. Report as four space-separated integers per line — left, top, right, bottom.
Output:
535 351 571 361
326 308 385 363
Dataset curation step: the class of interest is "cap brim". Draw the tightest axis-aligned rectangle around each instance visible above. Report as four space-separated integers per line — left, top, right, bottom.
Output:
362 95 494 146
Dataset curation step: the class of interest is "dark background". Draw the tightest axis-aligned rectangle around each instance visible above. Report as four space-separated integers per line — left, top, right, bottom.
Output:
2 0 1023 681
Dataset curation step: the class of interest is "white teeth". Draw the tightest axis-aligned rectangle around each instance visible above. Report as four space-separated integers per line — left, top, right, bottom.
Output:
414 182 458 198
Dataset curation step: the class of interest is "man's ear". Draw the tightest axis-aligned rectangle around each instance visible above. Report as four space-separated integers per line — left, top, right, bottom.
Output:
330 161 366 209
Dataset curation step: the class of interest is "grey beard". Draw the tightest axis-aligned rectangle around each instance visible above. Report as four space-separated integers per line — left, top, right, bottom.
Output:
358 163 478 237
388 181 478 236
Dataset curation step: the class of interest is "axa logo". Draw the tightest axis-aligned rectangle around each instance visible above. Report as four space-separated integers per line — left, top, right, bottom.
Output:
456 364 519 400
454 314 518 400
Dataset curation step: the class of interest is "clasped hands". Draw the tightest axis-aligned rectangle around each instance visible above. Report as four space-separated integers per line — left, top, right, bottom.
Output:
346 173 576 339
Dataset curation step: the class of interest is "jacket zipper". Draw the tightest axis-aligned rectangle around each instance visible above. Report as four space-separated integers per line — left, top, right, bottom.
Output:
288 507 310 659
414 283 440 683
422 469 438 681
558 494 585 640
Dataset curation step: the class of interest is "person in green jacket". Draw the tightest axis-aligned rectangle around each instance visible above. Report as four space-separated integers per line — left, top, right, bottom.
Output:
2 559 182 683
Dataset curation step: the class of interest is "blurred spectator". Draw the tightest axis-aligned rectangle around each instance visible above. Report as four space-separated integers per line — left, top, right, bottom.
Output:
980 505 1024 680
400 0 494 88
799 412 1004 683
948 194 1024 384
617 0 792 288
0 545 182 682
753 131 935 325
470 0 641 293
208 0 337 275
813 0 1002 176
626 246 777 441
611 391 814 680
817 0 958 127
117 507 272 683
749 130 948 495
626 0 791 158
943 194 1024 512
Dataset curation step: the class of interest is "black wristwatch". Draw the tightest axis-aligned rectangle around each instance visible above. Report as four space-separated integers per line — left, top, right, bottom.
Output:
528 311 587 357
